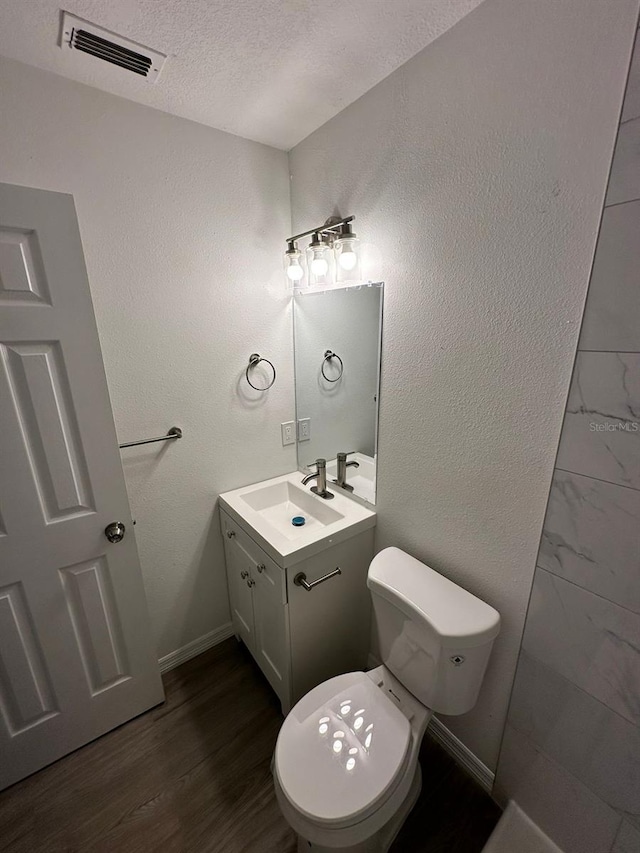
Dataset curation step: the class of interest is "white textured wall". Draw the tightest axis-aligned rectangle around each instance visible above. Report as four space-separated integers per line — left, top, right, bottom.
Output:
289 0 639 769
0 57 295 659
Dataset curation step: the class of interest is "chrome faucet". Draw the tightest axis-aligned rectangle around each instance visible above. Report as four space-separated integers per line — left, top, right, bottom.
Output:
334 451 360 492
302 458 334 500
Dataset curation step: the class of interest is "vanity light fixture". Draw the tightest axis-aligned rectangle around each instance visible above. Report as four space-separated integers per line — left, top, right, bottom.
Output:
283 215 361 289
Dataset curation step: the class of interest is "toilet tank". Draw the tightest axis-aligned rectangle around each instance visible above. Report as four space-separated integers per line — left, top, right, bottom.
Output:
367 547 500 716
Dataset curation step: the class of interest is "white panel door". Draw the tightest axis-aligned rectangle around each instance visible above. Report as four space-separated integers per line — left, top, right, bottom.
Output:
0 183 164 790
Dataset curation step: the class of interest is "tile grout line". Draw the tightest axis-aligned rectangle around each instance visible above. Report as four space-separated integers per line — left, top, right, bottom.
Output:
517 644 640 735
603 195 640 211
534 563 640 619
554 466 640 494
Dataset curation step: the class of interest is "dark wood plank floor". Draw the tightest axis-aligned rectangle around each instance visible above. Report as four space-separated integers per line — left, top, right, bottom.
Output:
0 638 500 852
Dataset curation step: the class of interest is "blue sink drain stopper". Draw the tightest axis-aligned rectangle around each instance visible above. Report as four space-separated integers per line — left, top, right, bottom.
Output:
292 516 306 527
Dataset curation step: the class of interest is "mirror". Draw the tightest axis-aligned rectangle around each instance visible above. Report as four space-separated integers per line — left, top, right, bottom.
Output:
293 282 383 504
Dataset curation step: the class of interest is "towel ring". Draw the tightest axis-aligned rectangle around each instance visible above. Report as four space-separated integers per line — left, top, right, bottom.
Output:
321 350 344 382
246 353 276 391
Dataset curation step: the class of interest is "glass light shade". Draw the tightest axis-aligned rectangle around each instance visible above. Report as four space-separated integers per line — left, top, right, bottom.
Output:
306 235 333 287
284 245 305 288
334 235 361 283
310 253 329 276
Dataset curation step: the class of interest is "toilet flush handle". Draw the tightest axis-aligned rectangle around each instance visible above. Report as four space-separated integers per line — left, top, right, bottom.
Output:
294 567 341 591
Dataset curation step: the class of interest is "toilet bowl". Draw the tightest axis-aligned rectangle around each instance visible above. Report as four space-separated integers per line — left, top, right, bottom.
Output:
274 666 430 852
273 547 500 853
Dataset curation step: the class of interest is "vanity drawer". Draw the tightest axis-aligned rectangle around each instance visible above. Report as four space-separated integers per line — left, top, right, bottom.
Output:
221 512 286 604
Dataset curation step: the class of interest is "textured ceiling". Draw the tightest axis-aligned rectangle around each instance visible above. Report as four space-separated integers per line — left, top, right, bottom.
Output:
0 0 484 149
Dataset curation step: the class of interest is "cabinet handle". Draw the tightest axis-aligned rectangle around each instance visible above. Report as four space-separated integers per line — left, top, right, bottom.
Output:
294 567 342 591
247 578 256 588
241 570 249 579
227 530 236 539
257 563 266 573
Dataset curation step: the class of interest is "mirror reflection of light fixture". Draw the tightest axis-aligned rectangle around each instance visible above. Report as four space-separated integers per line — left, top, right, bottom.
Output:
283 215 364 290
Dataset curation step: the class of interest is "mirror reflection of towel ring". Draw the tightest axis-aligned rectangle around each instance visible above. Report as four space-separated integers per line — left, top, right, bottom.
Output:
321 349 344 382
246 353 276 391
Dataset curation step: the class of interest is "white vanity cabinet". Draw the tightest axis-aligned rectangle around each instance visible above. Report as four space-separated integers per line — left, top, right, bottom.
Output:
220 502 375 715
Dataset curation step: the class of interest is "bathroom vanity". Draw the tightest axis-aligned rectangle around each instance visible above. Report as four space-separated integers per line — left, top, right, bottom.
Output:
219 472 376 713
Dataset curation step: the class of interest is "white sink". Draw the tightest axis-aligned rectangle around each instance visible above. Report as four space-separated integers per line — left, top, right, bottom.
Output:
240 480 343 538
219 472 376 567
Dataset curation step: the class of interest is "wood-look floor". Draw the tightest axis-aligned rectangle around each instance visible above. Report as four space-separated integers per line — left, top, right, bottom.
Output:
0 639 500 852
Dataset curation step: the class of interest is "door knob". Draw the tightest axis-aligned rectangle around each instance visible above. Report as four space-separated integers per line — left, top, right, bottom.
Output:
105 522 126 543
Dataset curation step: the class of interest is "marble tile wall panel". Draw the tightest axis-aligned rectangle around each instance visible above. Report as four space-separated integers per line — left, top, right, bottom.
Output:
508 651 640 829
556 353 640 489
613 820 640 852
521 568 640 728
606 116 640 205
578 201 640 352
621 37 640 123
494 725 622 853
498 25 640 853
538 470 640 613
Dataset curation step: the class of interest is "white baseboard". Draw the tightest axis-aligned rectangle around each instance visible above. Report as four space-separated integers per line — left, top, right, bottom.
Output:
366 652 494 794
158 622 235 674
427 715 494 793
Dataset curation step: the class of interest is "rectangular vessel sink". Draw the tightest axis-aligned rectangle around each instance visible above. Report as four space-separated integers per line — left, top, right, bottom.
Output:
219 472 376 567
240 481 343 538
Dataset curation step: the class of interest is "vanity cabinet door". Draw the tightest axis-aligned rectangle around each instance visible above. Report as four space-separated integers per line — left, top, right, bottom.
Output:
222 522 256 653
253 559 291 708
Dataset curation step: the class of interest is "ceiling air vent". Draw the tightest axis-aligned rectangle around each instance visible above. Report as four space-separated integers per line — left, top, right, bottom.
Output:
60 12 167 82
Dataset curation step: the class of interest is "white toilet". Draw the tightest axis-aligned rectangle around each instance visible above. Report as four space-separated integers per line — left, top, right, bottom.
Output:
273 546 500 853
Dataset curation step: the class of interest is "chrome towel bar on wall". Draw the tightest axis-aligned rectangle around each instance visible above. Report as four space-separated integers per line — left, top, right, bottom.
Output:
119 426 183 449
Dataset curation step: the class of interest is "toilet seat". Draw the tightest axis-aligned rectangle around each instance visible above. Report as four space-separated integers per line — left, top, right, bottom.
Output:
274 671 412 831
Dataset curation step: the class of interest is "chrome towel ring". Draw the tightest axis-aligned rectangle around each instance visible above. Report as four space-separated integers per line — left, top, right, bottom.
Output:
321 350 343 382
246 353 276 391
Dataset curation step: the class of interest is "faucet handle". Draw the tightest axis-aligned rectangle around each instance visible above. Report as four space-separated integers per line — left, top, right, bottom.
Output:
307 458 326 471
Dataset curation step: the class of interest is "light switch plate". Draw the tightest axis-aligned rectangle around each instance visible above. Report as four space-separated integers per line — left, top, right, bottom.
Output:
281 421 296 446
298 418 311 441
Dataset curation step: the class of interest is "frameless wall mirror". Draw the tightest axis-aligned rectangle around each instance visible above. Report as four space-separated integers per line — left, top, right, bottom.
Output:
293 282 383 504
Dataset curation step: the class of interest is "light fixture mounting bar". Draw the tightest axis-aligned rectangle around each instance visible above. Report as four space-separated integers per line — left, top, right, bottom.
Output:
286 216 354 245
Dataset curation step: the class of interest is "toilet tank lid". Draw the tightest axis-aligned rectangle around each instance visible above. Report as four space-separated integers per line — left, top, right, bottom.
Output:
367 547 500 648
